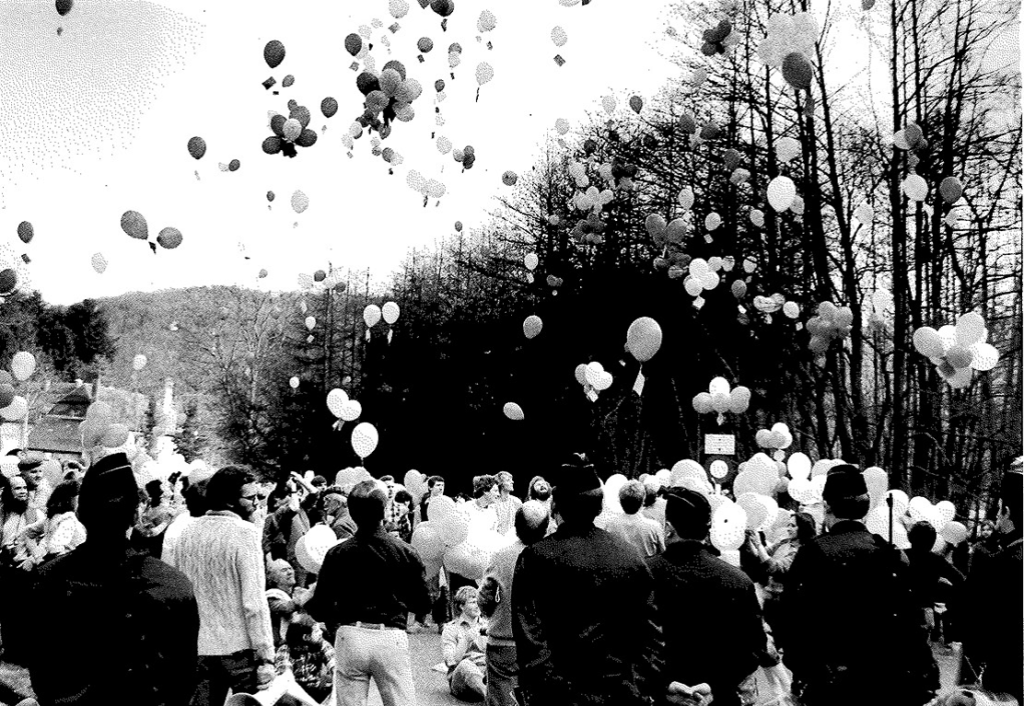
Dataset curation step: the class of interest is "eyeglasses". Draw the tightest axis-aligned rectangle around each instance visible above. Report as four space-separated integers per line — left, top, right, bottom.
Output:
240 493 260 504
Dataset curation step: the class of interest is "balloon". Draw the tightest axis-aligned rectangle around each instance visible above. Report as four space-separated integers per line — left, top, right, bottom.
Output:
902 174 928 201
626 317 663 363
710 501 747 551
939 176 963 204
767 176 797 211
775 136 801 163
0 269 17 295
0 396 28 422
524 253 539 271
737 493 768 530
382 302 400 325
289 376 300 389
692 392 712 415
264 40 286 68
935 500 956 525
131 354 147 372
523 315 543 339
228 159 240 172
955 312 986 346
551 26 568 47
411 523 445 564
502 171 518 186
339 400 362 422
438 513 470 547
940 520 967 546
186 136 206 160
120 210 148 240
102 423 130 448
603 474 628 514
11 352 36 381
427 495 456 523
156 227 182 250
629 95 643 113
731 280 747 299
321 97 339 119
327 389 349 417
913 327 944 358
304 316 316 332
477 9 497 32
728 386 751 413
344 33 362 56
56 0 73 16
946 345 973 369
574 364 588 386
363 305 382 328
390 0 411 18
295 525 342 575
781 52 813 89
351 422 379 459
475 62 494 86
503 402 524 421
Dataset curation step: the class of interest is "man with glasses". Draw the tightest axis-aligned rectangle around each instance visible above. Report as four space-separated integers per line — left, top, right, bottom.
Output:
167 466 276 706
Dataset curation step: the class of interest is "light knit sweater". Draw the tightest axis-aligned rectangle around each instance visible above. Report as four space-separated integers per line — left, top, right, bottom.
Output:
166 511 275 662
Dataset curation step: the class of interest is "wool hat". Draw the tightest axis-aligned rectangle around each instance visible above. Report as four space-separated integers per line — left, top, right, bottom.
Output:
822 464 868 505
665 487 712 533
552 453 602 496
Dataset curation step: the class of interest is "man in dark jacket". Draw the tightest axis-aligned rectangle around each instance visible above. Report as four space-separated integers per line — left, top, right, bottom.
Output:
782 465 937 706
961 460 1023 703
512 454 665 706
648 488 766 706
29 452 200 706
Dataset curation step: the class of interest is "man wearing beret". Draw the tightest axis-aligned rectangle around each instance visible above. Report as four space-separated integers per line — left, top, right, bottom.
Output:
781 465 937 706
960 457 1023 703
512 454 665 706
28 451 200 706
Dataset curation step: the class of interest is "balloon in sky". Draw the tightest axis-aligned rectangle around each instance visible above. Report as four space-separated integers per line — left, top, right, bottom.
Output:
524 253 538 270
629 95 643 113
551 26 567 46
228 159 240 172
121 210 148 240
157 228 182 250
782 52 813 89
187 136 206 160
418 37 434 52
382 302 400 325
321 97 338 118
767 176 797 211
351 422 379 459
477 9 497 32
289 376 300 389
11 352 36 381
291 190 309 214
502 171 518 186
626 317 663 363
476 62 494 86
16 222 33 244
523 315 543 339
92 253 108 274
345 33 362 56
132 354 147 371
939 176 963 203
364 305 382 328
390 0 410 18
264 40 286 69
56 0 73 16
503 402 524 421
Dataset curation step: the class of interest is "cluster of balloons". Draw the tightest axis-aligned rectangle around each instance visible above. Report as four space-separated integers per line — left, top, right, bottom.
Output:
733 453 783 497
700 18 740 56
0 360 31 422
683 258 729 308
327 388 363 429
353 60 424 141
407 170 447 206
120 211 183 252
865 486 966 551
364 302 401 343
913 312 999 389
692 377 751 425
452 144 477 170
806 302 854 354
572 186 615 213
264 101 319 158
756 12 819 90
78 400 130 450
752 293 799 323
575 361 612 402
755 422 794 459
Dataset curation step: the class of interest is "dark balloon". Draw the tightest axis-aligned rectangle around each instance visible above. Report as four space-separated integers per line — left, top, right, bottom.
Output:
431 0 454 17
313 270 327 282
678 113 696 134
287 99 299 111
434 79 445 92
782 52 813 90
55 0 73 16
699 122 721 140
0 269 17 294
296 129 318 147
157 227 183 250
418 37 434 53
345 33 362 56
271 114 287 137
321 97 339 118
262 137 283 154
17 222 33 244
264 40 286 69
629 95 643 113
583 139 597 154
382 60 407 80
357 72 381 95
228 159 240 171
290 106 312 128
0 384 15 409
701 42 717 56
282 74 295 88
448 42 462 54
187 136 207 159
267 191 275 202
121 210 148 240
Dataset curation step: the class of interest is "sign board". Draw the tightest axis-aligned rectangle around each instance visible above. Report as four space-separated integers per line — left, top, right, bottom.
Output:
704 433 736 456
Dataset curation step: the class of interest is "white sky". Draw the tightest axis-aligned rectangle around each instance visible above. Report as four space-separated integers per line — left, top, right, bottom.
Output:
0 0 1015 305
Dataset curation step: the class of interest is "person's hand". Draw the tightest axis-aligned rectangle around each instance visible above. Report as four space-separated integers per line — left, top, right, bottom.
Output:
256 663 276 689
666 682 712 705
293 587 311 606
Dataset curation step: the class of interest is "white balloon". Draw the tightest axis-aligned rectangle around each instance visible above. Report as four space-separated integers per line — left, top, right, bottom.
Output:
364 305 382 328
11 352 36 381
901 174 928 201
340 399 362 422
708 377 731 395
524 253 539 271
767 176 797 211
382 302 400 325
132 354 148 371
327 389 349 417
351 422 379 459
787 452 812 481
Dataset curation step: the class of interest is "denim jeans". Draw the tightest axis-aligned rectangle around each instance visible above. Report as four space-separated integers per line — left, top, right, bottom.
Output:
191 649 258 706
485 644 518 706
334 625 416 706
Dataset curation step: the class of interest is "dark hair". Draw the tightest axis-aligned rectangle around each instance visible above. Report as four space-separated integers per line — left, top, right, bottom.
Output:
619 480 645 515
793 511 817 543
286 620 313 648
1001 471 1022 525
552 488 603 526
643 483 658 507
0 474 28 519
348 480 387 528
828 494 871 521
664 488 712 541
514 505 549 545
145 479 163 508
183 480 209 517
46 480 80 518
908 521 938 551
427 475 444 488
380 475 395 483
312 475 327 488
393 489 413 508
205 466 256 512
472 474 498 499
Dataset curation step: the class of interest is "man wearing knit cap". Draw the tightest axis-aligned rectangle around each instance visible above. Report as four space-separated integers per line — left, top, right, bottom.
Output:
781 464 937 706
961 456 1023 703
512 454 664 706
648 487 765 706
28 451 200 706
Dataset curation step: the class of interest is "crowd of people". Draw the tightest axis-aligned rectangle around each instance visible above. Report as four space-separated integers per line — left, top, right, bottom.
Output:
0 441 1019 706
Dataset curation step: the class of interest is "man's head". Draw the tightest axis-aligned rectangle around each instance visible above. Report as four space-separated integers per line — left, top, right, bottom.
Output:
472 474 500 504
183 478 209 517
311 475 327 490
267 558 296 593
528 476 551 502
551 454 603 526
348 479 388 530
453 585 480 620
619 480 646 515
496 471 514 495
643 478 660 508
18 459 43 490
515 500 550 545
908 521 938 552
393 489 414 517
1 474 29 513
320 485 349 520
427 476 445 496
664 487 712 541
205 466 260 522
822 465 870 522
76 452 141 539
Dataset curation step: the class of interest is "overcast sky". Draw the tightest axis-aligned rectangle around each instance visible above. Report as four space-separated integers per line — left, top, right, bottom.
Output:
0 0 1015 305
